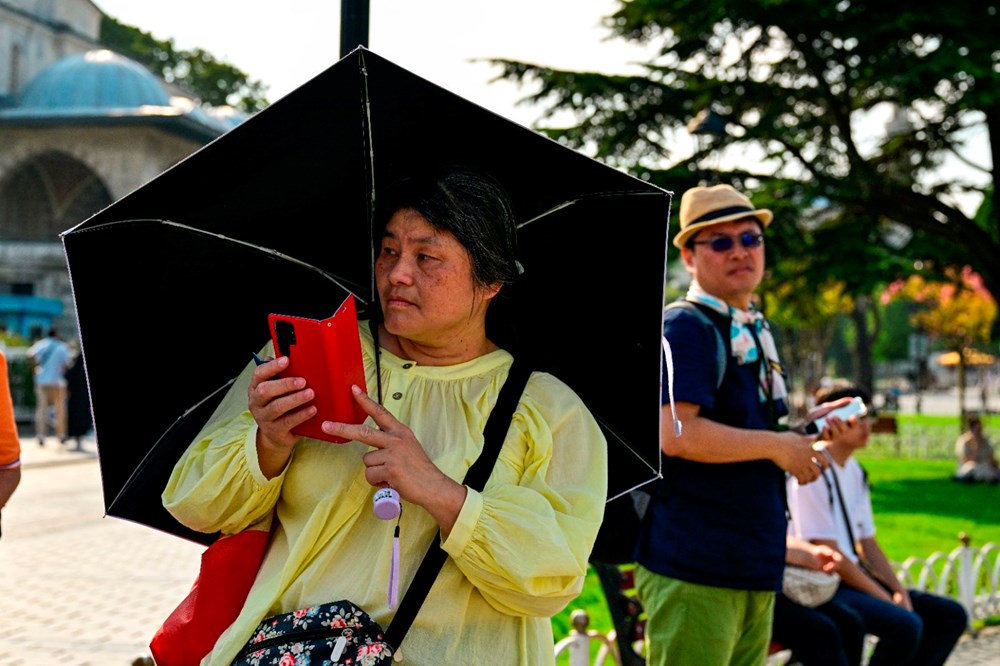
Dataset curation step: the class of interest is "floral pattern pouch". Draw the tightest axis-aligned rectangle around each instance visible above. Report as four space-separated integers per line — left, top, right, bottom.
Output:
231 600 393 666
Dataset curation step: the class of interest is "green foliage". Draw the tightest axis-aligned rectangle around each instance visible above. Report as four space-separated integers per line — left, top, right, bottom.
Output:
5 356 35 410
490 0 1000 380
99 16 269 114
874 299 915 362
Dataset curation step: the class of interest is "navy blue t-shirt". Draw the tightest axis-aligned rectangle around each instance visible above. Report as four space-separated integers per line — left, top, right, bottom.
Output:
636 304 789 591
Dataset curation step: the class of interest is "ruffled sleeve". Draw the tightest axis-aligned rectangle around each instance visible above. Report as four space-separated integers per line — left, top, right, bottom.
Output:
442 371 607 617
163 346 285 535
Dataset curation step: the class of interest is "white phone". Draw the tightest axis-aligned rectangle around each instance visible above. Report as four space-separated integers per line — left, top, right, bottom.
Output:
804 396 868 435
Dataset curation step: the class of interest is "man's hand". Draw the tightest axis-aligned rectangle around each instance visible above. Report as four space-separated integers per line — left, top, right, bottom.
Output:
787 537 843 573
774 431 827 484
892 588 914 611
805 396 854 424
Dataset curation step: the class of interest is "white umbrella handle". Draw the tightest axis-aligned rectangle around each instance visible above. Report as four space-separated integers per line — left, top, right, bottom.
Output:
662 336 682 437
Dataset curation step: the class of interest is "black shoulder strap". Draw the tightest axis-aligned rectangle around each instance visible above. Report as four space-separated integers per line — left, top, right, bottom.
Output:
821 452 894 589
821 451 860 558
664 299 727 389
384 357 532 650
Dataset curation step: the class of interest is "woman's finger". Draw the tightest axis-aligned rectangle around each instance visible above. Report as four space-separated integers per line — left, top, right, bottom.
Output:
348 385 402 429
321 420 391 448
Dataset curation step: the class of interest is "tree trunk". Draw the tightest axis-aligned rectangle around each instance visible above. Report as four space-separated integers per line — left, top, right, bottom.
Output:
958 353 968 432
851 296 876 396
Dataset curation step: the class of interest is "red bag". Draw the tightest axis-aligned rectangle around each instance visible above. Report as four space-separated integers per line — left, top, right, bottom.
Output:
150 529 270 666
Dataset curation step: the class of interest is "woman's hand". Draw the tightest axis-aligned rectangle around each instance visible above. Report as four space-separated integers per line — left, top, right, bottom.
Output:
322 385 467 534
248 355 315 476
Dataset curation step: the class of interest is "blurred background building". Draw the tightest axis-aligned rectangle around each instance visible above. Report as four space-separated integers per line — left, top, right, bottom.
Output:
0 0 246 420
0 0 242 341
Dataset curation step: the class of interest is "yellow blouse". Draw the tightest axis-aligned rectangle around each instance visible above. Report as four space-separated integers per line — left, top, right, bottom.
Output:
163 322 607 665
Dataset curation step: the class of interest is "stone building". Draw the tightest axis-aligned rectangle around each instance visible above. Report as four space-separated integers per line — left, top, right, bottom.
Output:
0 0 243 340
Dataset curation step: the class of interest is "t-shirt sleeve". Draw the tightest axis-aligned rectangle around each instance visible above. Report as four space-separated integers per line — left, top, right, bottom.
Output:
162 341 285 535
661 309 723 409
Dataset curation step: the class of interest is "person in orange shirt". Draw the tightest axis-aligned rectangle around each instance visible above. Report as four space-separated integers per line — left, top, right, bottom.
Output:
0 349 22 540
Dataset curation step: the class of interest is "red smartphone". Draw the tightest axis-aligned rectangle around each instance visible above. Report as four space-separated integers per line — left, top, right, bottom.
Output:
268 293 368 443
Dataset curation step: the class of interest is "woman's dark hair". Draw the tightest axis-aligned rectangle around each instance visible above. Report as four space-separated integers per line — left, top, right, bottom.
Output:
376 164 520 290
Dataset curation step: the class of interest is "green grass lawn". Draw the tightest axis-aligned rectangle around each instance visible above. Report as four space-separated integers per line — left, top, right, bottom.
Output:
553 452 1000 650
859 457 1000 561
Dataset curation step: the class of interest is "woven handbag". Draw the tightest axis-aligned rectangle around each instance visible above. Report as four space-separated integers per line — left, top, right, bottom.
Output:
781 565 840 607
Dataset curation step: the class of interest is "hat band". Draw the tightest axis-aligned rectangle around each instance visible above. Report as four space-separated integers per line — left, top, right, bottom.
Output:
689 205 755 226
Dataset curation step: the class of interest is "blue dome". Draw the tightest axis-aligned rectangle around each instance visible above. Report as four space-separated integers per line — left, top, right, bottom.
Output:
18 50 171 110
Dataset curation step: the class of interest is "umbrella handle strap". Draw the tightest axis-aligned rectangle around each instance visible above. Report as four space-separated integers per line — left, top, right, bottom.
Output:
662 336 682 437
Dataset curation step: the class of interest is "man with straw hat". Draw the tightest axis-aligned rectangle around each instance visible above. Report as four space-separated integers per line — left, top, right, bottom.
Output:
635 184 842 665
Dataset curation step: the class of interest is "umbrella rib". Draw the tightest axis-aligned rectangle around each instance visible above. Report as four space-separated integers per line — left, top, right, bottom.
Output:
105 377 237 516
77 218 371 306
517 190 667 229
591 412 663 500
608 477 663 503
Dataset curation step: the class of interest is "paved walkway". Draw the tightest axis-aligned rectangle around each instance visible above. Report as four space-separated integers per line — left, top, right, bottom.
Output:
1 436 998 665
1 436 203 665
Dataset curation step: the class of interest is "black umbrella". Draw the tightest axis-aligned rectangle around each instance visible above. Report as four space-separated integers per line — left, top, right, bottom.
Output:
62 47 670 544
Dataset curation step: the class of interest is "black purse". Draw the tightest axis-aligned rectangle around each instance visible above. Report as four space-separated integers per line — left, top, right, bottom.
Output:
231 358 532 666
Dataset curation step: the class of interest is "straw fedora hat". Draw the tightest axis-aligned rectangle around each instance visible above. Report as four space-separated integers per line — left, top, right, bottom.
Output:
673 184 773 249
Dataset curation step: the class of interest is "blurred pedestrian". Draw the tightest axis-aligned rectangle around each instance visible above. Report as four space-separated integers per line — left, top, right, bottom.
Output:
954 415 999 484
0 348 22 540
26 327 70 446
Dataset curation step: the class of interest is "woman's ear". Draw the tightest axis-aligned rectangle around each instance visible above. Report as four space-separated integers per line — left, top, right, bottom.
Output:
480 282 503 301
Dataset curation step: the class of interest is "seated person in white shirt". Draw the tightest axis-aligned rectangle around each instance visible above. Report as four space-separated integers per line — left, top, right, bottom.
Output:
787 385 967 666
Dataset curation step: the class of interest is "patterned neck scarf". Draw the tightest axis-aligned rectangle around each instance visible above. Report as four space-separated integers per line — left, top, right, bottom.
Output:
685 282 788 403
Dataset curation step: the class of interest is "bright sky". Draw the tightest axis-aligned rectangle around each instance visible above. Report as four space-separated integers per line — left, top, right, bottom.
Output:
89 0 658 127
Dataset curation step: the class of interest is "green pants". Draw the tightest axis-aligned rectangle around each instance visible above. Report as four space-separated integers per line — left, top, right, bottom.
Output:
635 564 775 666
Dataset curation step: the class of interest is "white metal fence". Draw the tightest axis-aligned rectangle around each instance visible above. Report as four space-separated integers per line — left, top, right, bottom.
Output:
895 534 1000 632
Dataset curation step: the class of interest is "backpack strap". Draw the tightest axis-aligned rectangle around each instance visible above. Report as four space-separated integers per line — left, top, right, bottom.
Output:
664 299 728 389
383 357 532 651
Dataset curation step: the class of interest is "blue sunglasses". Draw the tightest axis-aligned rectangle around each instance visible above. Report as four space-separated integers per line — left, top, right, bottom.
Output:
689 232 764 253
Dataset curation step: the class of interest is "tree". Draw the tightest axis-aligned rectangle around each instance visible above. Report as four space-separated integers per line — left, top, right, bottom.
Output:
883 267 998 415
100 16 269 114
490 1 999 302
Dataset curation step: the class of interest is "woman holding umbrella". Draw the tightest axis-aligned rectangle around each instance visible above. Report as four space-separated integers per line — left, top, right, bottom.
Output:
163 165 608 665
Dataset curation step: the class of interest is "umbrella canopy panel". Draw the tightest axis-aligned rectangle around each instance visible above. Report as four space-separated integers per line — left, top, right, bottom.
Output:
63 47 670 542
64 223 353 542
